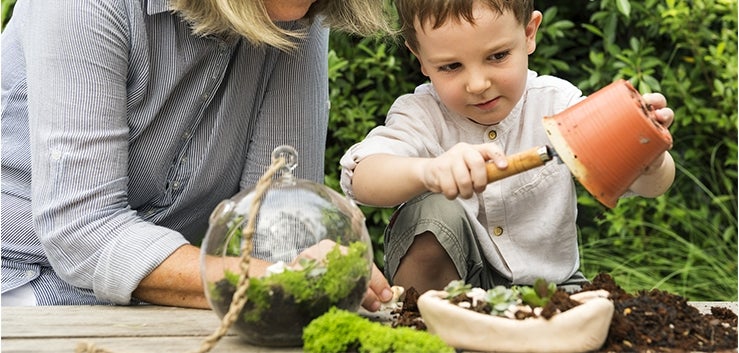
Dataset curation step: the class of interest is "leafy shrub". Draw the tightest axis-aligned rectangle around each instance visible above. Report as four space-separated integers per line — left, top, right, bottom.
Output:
548 0 737 302
1 0 15 29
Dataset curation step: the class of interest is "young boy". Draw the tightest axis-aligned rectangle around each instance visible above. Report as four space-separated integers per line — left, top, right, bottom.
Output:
339 0 676 294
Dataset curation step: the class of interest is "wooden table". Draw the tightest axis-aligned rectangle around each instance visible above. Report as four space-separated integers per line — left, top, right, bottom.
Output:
1 303 735 353
1 305 318 353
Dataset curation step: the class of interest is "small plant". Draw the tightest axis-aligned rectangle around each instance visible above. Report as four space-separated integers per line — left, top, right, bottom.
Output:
517 278 557 308
481 286 521 316
442 280 472 298
445 279 559 318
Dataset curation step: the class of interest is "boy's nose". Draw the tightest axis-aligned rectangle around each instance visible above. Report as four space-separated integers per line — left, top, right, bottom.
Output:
465 73 491 94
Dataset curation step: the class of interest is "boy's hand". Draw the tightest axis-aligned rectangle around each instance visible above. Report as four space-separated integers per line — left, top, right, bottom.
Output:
640 93 675 175
643 93 674 129
421 143 507 199
628 92 676 196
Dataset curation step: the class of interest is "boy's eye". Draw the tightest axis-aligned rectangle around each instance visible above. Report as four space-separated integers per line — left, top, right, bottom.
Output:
490 51 510 61
438 62 462 72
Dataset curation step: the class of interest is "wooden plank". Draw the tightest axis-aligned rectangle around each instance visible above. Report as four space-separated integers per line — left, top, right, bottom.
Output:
1 306 228 338
690 301 738 315
1 306 303 353
1 336 301 353
1 302 735 353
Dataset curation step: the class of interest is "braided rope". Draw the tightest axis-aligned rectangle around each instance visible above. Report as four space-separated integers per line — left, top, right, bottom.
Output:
194 156 286 353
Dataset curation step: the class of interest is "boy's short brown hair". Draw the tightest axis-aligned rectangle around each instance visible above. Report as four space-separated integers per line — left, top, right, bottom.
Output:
395 0 534 52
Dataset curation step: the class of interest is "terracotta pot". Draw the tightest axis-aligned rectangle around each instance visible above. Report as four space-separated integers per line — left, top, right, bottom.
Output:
543 80 673 208
417 289 614 353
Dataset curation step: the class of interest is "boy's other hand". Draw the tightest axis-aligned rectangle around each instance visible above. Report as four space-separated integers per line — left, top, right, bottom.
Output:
643 93 674 129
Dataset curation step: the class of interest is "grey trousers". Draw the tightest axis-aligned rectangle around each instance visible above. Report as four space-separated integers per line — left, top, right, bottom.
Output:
383 192 588 291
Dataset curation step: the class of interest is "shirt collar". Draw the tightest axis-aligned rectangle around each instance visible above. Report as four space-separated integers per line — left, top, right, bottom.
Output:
147 0 171 16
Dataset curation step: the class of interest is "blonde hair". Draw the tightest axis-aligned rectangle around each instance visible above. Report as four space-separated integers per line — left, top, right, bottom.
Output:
169 0 393 51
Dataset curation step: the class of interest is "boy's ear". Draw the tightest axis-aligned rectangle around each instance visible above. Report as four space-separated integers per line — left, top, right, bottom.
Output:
525 10 543 55
405 40 430 77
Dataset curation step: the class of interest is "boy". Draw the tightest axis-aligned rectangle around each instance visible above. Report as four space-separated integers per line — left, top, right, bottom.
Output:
339 0 675 294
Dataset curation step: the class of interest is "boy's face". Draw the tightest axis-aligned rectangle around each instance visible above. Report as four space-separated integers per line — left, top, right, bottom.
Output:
410 4 542 125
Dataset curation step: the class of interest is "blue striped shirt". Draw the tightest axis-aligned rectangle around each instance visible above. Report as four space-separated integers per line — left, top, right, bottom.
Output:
1 0 330 305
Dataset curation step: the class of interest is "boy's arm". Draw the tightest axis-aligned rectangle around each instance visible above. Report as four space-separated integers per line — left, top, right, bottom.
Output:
352 154 429 207
628 151 675 197
350 143 508 207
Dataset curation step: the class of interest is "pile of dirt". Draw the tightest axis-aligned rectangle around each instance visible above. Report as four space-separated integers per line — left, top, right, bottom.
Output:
583 273 737 352
391 273 738 352
391 286 426 330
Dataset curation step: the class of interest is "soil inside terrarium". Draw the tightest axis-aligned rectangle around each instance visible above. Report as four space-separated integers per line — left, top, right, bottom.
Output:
211 276 367 347
392 273 738 352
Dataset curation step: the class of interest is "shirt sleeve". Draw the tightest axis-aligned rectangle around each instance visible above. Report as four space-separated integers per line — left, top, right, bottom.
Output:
339 90 448 200
23 0 187 304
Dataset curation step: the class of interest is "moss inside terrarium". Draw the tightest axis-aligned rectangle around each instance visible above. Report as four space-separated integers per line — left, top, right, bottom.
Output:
208 241 370 347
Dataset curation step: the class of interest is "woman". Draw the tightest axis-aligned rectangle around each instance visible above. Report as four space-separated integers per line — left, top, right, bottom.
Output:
1 0 394 311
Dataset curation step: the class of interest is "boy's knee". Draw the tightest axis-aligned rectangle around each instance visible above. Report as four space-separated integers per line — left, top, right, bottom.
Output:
397 193 468 230
404 231 448 261
384 193 475 283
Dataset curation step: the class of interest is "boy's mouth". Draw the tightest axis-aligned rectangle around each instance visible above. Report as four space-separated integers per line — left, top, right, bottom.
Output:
474 96 500 110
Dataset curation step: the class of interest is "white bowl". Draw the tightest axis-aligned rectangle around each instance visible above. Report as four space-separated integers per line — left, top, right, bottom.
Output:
417 289 614 353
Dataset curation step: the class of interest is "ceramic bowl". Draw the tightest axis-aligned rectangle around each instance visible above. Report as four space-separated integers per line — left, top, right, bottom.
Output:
417 289 614 353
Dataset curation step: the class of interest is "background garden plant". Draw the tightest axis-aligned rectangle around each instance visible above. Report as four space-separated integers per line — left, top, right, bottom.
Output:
3 0 735 301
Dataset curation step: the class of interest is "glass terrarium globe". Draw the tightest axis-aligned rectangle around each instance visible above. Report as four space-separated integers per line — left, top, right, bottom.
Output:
200 146 373 347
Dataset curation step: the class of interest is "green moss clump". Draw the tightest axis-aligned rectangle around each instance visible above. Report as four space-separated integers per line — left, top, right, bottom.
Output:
319 241 368 302
219 241 369 321
303 307 454 353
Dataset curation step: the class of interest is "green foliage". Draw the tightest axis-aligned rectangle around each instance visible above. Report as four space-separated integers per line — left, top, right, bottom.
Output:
534 0 737 301
442 280 473 298
481 286 521 315
303 307 455 353
327 0 737 301
517 278 557 308
221 241 370 321
325 32 423 267
444 279 558 316
1 0 14 30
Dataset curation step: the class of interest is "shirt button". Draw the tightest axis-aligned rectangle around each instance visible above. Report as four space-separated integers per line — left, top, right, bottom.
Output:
50 149 62 160
171 181 181 190
493 226 504 236
25 270 36 278
488 130 498 140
